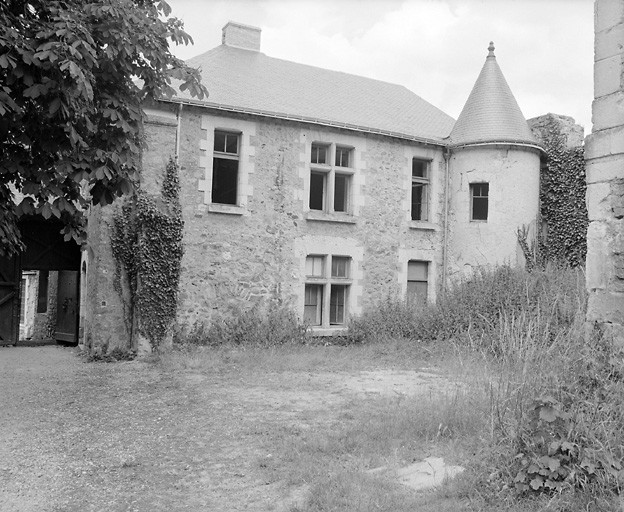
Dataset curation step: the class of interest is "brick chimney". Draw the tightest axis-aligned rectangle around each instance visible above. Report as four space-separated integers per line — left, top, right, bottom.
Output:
221 21 261 51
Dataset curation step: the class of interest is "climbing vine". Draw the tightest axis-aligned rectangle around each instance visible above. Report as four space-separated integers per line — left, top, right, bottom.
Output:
538 122 588 268
110 158 184 349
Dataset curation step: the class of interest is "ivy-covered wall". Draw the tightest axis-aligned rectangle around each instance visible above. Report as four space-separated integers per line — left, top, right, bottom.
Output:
528 114 588 268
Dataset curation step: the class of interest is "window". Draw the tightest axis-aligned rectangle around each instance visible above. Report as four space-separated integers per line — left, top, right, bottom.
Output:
309 143 353 214
470 183 489 221
407 261 428 305
304 255 352 327
411 159 429 221
212 131 239 205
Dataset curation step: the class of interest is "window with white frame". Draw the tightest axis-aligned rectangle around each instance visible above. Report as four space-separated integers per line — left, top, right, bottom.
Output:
309 143 353 214
212 130 240 205
304 254 352 326
470 182 489 221
407 260 428 305
411 159 429 221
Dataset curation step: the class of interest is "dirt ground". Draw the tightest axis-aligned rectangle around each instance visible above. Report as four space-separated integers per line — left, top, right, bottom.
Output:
0 345 449 512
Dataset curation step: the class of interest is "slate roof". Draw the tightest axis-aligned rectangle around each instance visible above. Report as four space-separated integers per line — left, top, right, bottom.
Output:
172 45 455 144
449 43 538 147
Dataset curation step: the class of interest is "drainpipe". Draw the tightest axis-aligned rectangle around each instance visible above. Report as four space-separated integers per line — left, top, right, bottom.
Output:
175 103 183 161
441 147 451 299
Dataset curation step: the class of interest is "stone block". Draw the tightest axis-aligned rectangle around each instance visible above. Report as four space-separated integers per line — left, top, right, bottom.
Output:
594 55 623 98
591 92 624 132
586 221 610 289
585 154 624 184
595 0 624 33
585 125 624 159
595 22 624 60
586 181 612 220
587 290 624 323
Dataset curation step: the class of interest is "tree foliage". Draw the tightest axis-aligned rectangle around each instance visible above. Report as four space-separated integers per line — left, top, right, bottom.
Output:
0 0 207 256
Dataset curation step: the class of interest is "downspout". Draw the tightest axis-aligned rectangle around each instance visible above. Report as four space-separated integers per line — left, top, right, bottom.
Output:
175 103 183 161
441 146 451 299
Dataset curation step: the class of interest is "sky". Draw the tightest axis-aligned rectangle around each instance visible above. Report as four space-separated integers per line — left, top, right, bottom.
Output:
165 0 595 135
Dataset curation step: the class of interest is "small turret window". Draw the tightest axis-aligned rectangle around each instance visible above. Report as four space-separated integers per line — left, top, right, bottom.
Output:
470 183 489 221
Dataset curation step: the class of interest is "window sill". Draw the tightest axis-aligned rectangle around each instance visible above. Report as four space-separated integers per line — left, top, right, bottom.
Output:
307 326 348 337
207 203 246 216
305 211 357 224
408 221 438 231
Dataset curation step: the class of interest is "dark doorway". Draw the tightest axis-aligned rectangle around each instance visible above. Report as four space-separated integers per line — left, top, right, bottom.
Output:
0 217 81 346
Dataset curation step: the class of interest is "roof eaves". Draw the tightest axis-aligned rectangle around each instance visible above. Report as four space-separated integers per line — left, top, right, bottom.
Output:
449 139 544 153
160 97 448 147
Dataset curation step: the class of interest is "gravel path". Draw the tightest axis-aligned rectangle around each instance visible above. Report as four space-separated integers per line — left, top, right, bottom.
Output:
0 345 448 512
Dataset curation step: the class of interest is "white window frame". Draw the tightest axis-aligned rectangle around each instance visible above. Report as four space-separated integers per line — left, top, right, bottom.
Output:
411 159 430 222
211 130 240 206
309 142 354 215
470 182 489 222
407 260 429 306
199 116 256 216
304 254 352 327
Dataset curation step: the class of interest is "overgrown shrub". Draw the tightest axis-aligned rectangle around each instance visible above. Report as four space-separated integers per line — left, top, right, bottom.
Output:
174 303 309 347
348 265 586 352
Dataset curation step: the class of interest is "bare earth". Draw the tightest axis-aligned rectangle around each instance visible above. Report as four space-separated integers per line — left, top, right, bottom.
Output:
0 345 448 512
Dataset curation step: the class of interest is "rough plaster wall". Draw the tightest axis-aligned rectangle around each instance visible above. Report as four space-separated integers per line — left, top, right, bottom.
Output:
585 0 624 342
447 146 540 276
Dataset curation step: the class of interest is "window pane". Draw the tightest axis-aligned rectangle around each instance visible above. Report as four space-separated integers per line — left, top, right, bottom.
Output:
330 285 346 324
407 281 428 305
306 256 324 277
214 131 226 153
335 147 350 167
311 144 327 164
310 172 325 210
407 261 428 281
334 174 348 212
472 198 488 220
331 257 349 278
225 134 238 154
212 157 238 205
411 183 427 221
412 159 427 178
304 284 322 325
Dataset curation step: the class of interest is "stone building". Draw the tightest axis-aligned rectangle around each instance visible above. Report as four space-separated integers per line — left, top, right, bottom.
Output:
585 0 624 344
82 22 550 351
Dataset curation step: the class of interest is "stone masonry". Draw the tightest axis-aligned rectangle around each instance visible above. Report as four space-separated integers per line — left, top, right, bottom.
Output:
585 0 624 343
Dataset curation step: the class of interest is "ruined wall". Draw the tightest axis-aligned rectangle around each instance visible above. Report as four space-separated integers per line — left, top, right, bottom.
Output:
528 113 585 149
585 0 624 342
447 145 541 276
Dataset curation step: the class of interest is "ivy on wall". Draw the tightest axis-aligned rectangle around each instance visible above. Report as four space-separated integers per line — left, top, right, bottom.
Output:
539 123 588 268
111 158 184 349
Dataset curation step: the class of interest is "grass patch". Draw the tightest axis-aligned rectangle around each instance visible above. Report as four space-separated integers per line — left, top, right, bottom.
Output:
164 265 624 511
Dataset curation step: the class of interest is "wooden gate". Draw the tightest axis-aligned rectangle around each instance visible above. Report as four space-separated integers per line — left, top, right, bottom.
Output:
0 255 21 346
55 270 79 343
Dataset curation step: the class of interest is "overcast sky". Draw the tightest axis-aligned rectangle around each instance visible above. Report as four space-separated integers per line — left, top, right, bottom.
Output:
166 0 594 135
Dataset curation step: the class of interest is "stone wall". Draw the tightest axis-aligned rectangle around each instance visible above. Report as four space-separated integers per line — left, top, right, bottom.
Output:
585 0 624 343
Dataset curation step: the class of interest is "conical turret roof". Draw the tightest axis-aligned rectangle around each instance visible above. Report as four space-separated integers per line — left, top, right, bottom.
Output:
449 42 537 147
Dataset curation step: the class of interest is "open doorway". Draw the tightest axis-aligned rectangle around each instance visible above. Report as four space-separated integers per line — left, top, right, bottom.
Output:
0 217 82 346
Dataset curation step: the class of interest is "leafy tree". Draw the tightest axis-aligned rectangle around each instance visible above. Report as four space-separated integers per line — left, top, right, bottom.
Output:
0 0 207 256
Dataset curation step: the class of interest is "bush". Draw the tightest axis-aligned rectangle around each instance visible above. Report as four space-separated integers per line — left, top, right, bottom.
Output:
347 265 586 354
174 303 308 347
